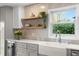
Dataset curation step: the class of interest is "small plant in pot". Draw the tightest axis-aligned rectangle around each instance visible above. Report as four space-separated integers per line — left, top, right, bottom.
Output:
38 11 48 28
14 30 23 40
39 12 47 18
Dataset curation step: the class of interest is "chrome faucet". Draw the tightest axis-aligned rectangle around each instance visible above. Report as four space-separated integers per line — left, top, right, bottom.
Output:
56 30 61 43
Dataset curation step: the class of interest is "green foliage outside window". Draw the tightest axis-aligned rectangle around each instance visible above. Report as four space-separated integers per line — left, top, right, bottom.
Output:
53 23 75 34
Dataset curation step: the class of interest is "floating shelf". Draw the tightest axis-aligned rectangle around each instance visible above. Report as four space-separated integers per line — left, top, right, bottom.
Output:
24 27 44 29
24 25 45 29
22 17 42 20
21 17 46 29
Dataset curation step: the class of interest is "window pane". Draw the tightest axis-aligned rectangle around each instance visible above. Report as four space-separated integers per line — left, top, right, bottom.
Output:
52 8 76 34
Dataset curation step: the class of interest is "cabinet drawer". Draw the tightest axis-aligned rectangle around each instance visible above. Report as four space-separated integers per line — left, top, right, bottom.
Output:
15 42 28 56
29 52 38 56
15 42 28 49
16 48 28 56
28 49 38 53
28 49 38 56
28 43 38 50
16 52 28 56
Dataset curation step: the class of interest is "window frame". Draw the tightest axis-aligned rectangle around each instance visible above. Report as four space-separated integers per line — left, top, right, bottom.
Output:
48 5 77 40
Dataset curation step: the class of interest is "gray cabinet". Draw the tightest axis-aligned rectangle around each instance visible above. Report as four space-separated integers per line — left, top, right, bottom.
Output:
15 42 28 56
28 43 38 56
15 42 39 56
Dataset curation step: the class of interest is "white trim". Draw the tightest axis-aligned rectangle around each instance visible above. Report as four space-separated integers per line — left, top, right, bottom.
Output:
48 4 78 12
0 21 5 56
48 5 77 40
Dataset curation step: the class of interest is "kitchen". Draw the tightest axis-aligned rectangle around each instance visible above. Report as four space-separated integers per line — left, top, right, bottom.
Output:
0 3 79 56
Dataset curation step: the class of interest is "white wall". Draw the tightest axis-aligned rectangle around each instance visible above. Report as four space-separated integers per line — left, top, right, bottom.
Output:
75 5 79 40
0 6 14 39
24 3 48 18
24 3 76 18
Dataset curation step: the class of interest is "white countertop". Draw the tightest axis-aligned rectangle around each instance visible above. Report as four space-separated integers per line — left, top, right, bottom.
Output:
7 39 79 50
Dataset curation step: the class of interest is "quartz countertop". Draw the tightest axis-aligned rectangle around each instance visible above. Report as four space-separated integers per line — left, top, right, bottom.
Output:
7 39 79 50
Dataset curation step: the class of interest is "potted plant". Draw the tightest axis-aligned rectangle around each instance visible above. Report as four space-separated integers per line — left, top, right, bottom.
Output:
14 30 23 40
38 11 48 28
39 12 47 18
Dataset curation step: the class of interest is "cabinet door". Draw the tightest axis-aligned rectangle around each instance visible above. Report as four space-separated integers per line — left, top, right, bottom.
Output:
28 49 38 56
15 42 28 56
15 42 39 56
28 43 39 56
28 43 38 50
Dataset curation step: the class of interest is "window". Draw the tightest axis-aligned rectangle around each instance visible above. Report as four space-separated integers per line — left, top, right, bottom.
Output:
52 8 76 34
48 6 76 39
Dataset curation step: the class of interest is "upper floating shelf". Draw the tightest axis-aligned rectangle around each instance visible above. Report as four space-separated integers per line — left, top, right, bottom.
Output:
22 17 43 20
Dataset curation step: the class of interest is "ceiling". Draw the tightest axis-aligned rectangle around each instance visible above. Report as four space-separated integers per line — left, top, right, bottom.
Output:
0 3 34 7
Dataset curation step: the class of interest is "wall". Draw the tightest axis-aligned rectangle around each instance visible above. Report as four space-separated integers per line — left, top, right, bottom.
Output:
24 3 79 55
0 6 15 56
24 3 77 41
0 6 14 39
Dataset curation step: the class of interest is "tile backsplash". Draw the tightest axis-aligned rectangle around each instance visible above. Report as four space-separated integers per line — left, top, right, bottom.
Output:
24 28 48 40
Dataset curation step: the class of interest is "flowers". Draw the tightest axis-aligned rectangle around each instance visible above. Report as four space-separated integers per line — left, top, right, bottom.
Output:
14 30 22 35
14 30 23 40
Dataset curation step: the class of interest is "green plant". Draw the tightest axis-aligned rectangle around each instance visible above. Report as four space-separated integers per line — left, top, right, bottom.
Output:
39 12 47 18
53 23 75 34
14 30 23 40
38 11 48 28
